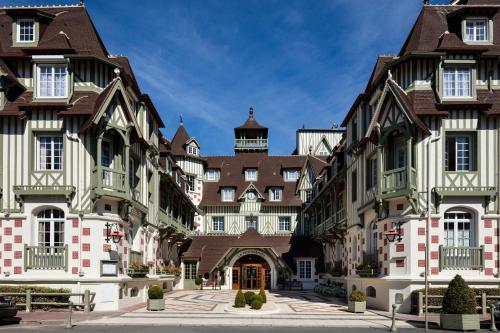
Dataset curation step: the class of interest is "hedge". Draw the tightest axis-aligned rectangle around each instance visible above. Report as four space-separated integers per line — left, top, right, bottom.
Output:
411 287 500 314
0 285 71 310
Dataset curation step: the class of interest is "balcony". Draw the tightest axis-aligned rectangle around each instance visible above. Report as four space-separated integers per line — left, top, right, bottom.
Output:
24 245 68 271
92 167 127 198
380 167 417 199
235 139 268 150
439 245 484 271
159 208 191 236
312 208 346 240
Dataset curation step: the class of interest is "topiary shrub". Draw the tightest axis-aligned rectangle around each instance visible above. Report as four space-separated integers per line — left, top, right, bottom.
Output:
442 275 477 315
259 288 267 303
251 298 263 310
234 290 246 308
195 275 204 290
148 285 163 300
244 291 256 305
349 290 367 302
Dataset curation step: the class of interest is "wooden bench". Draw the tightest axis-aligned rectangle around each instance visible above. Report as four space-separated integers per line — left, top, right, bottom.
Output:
283 281 303 291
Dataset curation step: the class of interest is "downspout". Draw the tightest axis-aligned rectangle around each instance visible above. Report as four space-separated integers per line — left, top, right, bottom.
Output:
425 134 440 332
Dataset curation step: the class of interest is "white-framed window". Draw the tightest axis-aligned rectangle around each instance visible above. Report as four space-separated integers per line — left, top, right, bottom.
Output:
284 169 300 182
245 169 258 181
445 133 475 171
37 208 65 247
221 187 235 202
101 139 112 186
36 64 68 98
37 135 63 171
16 18 35 43
186 175 196 192
464 19 487 42
212 216 224 232
443 67 471 98
206 169 220 181
278 216 291 231
245 216 258 230
443 209 474 247
298 260 313 280
270 188 282 202
317 144 330 156
184 262 197 280
187 145 198 156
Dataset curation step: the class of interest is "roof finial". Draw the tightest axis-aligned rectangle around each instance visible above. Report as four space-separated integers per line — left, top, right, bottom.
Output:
248 106 254 119
180 115 183 126
79 0 84 6
423 0 429 5
387 69 392 81
308 145 313 155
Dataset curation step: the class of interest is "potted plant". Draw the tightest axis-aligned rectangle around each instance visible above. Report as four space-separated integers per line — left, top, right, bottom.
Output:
195 275 203 290
348 290 367 313
147 285 164 311
127 262 149 277
440 275 479 331
355 263 378 278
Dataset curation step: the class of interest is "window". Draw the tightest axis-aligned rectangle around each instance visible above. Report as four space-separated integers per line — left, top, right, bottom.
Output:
245 216 258 230
465 19 487 42
187 145 198 156
245 169 257 181
37 135 63 171
175 172 181 185
443 210 474 247
278 216 291 232
351 170 357 201
443 67 471 98
16 19 35 43
184 262 197 280
305 189 313 203
206 169 220 181
445 133 475 171
37 208 65 247
212 216 224 232
352 237 358 262
102 140 112 186
351 116 358 142
298 260 312 279
317 144 330 156
368 222 378 255
284 169 301 182
366 156 377 189
222 188 235 202
366 286 377 298
270 188 282 201
186 175 196 192
37 65 68 98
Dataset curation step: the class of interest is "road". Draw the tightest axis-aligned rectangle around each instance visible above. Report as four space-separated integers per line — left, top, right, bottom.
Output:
0 324 449 333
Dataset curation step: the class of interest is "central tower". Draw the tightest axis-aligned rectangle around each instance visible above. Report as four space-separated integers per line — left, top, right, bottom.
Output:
234 107 268 154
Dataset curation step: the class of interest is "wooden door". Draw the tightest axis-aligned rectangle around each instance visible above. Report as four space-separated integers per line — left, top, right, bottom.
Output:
232 267 240 289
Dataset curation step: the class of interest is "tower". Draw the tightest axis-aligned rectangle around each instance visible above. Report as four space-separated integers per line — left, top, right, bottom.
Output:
234 107 268 154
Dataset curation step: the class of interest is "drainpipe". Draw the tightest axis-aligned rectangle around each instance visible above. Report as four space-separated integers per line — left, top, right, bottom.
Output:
425 134 440 332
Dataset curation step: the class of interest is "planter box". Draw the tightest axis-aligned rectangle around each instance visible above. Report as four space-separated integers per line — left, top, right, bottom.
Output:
440 314 479 331
348 301 366 313
147 298 165 311
127 268 148 278
356 269 378 278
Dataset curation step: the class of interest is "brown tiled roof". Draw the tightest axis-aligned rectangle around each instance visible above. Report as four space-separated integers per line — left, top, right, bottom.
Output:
235 107 268 131
171 124 191 156
0 6 108 57
308 155 329 177
200 154 306 207
182 228 323 274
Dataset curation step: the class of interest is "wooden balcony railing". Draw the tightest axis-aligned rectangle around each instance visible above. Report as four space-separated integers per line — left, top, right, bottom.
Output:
235 139 268 150
93 167 127 194
439 245 484 271
381 167 416 195
24 245 68 271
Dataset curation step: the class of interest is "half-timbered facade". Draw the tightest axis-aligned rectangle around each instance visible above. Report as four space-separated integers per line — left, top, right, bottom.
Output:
0 3 196 310
309 0 500 312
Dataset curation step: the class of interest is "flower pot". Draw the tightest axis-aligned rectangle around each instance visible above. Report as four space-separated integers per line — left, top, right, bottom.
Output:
127 268 148 278
147 298 165 311
348 300 366 313
440 314 479 331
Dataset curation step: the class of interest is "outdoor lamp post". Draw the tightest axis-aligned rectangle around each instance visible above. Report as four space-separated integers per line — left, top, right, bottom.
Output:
105 222 124 244
383 221 403 243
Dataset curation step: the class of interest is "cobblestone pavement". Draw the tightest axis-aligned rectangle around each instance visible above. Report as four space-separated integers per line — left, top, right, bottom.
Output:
81 290 415 328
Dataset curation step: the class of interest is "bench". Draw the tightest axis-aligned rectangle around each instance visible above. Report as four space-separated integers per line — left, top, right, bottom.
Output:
283 281 303 291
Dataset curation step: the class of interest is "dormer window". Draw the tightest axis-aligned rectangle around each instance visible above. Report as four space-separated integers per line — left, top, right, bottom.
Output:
270 188 282 202
36 64 68 98
187 145 198 156
284 169 300 182
222 188 235 202
245 169 257 181
443 67 471 98
16 19 35 43
464 19 487 42
206 169 220 181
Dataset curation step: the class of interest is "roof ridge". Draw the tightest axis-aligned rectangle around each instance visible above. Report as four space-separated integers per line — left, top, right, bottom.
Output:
0 4 82 9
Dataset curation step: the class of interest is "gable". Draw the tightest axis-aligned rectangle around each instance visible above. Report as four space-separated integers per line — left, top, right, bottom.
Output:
314 137 332 156
379 95 410 131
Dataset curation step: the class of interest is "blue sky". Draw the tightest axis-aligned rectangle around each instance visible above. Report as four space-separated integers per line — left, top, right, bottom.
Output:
3 0 450 155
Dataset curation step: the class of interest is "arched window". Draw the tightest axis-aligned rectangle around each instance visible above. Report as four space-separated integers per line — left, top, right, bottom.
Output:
443 209 474 247
366 286 376 298
37 208 65 247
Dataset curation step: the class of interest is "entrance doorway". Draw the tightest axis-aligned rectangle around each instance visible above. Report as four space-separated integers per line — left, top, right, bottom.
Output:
232 254 271 290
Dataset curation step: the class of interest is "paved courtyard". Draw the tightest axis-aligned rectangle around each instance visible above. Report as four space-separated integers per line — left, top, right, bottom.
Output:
82 290 415 328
